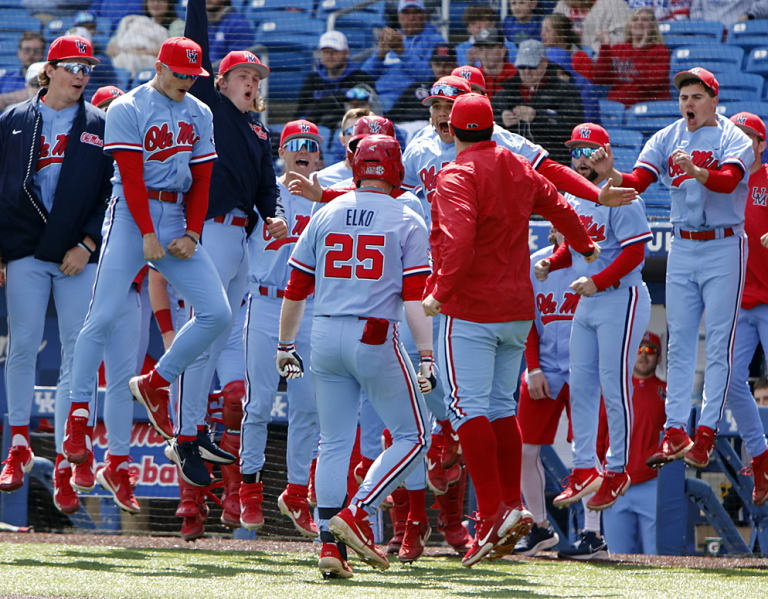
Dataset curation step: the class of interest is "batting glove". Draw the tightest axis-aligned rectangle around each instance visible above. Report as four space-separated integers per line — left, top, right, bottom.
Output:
276 342 304 379
417 357 437 394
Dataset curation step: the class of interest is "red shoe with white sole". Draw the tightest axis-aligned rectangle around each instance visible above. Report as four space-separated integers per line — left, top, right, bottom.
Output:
586 471 631 511
0 445 34 493
278 485 318 538
552 467 603 508
329 507 389 570
318 543 353 579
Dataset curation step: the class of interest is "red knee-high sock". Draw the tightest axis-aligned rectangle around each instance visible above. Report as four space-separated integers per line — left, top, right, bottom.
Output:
456 416 501 518
406 488 428 522
491 416 523 508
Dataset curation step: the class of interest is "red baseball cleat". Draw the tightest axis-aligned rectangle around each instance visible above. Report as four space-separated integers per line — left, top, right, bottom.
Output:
0 445 34 493
488 505 534 560
646 427 693 468
318 543 354 579
750 448 768 506
240 481 264 530
552 467 603 508
53 459 80 515
684 426 715 468
278 485 318 538
587 471 631 511
96 457 140 514
129 374 173 440
71 450 95 493
461 503 520 568
329 507 390 570
62 412 89 464
398 520 431 563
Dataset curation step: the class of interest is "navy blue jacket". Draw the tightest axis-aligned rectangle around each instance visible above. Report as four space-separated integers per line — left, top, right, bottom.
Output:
185 0 280 236
0 90 113 264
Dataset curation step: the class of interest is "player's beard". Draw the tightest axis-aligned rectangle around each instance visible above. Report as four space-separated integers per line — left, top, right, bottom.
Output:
586 168 599 182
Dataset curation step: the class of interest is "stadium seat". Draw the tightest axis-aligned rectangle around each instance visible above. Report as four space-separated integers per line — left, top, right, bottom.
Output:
612 146 637 172
719 101 768 118
727 19 768 49
0 11 42 33
605 127 643 150
246 0 314 25
746 47 768 75
44 17 71 42
628 100 679 119
716 72 764 102
599 99 625 126
658 20 725 47
624 115 674 135
670 45 744 74
255 12 324 51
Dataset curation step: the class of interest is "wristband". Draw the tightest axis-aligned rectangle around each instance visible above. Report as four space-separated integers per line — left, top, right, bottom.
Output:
183 233 199 245
528 368 543 376
154 308 174 334
278 339 296 350
78 242 94 254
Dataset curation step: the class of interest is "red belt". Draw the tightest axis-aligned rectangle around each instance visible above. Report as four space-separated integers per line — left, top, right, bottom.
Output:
259 286 284 298
147 189 183 203
214 215 249 227
678 227 734 241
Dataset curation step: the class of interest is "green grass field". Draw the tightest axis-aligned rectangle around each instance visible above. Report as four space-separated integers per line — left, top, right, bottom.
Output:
0 542 764 599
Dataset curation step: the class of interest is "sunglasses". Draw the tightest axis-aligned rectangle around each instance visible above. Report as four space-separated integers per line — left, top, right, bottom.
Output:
570 147 598 159
346 87 370 100
160 62 198 81
343 125 355 136
430 83 465 98
638 346 658 355
283 138 319 153
58 62 93 76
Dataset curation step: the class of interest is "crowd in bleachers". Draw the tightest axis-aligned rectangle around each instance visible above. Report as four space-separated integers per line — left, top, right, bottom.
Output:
3 0 768 217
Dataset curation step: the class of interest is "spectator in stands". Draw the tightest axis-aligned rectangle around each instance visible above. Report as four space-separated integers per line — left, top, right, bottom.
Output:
574 8 670 106
106 0 184 75
362 0 445 113
0 60 45 112
456 5 497 66
627 0 691 21
475 27 518 100
755 377 768 407
554 0 632 54
388 42 456 122
690 0 768 28
0 32 45 96
504 0 544 44
599 331 666 555
497 39 584 163
205 0 256 63
541 13 581 51
295 31 375 133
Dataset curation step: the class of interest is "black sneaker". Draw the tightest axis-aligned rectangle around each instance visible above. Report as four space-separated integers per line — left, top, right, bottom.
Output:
167 439 212 487
557 531 609 560
196 429 236 465
514 522 559 556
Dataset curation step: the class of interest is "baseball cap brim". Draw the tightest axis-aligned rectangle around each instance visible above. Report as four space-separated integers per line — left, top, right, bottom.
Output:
564 139 602 148
54 54 100 65
673 70 714 93
282 133 323 145
167 63 209 76
221 61 269 79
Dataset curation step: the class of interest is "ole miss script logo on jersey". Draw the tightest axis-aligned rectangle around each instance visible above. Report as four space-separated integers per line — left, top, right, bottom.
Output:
144 121 199 161
37 134 68 170
578 214 606 242
536 291 580 324
263 214 310 251
419 162 450 201
668 150 719 187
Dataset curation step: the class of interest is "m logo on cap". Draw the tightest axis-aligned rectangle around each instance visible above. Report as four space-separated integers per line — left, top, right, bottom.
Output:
246 52 257 63
579 127 591 139
466 122 478 129
737 115 747 125
186 48 199 64
369 121 381 133
300 122 311 133
75 40 87 53
459 68 471 80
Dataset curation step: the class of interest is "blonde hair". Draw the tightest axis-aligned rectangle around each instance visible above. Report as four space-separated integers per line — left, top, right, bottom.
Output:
215 71 268 114
341 107 372 131
625 8 664 46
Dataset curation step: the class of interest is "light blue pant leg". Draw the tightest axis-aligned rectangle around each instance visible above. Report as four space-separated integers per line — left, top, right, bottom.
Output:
358 393 386 460
177 219 248 436
725 307 768 457
487 322 528 422
603 477 658 554
5 257 56 429
103 286 142 455
698 236 746 432
216 298 248 387
664 239 706 429
402 317 448 422
70 200 147 407
569 304 602 471
599 286 650 473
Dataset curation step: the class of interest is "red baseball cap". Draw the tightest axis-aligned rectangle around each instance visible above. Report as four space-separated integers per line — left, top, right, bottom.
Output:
673 66 719 96
565 122 610 148
422 75 471 106
47 34 99 65
641 331 662 353
280 119 323 146
218 50 269 79
451 65 487 93
450 92 493 131
91 85 124 107
730 111 767 141
157 37 209 76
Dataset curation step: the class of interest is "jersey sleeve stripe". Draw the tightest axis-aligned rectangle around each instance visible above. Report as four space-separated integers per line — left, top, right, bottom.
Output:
619 231 653 247
288 257 315 274
189 152 218 164
403 265 431 276
635 160 660 177
104 142 143 151
531 149 547 169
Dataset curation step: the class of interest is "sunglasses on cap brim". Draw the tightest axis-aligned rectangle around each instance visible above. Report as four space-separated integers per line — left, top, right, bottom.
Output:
57 62 94 76
429 83 466 98
283 138 319 153
160 62 198 81
638 346 658 355
570 147 599 159
346 88 370 100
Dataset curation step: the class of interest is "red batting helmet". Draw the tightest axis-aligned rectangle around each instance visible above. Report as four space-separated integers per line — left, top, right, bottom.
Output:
346 115 396 163
353 134 404 189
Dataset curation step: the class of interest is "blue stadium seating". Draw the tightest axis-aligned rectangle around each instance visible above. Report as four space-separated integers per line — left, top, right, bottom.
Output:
670 45 744 74
598 99 625 126
716 72 764 102
719 101 768 118
605 127 643 150
0 10 42 33
612 146 638 172
255 12 324 50
727 19 768 49
628 100 679 119
658 20 724 47
746 47 768 74
641 182 670 219
246 0 315 25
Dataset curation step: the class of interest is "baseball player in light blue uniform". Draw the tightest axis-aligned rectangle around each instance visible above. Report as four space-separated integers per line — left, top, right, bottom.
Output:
240 120 321 536
64 38 231 488
592 68 755 468
549 123 652 512
278 134 433 577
